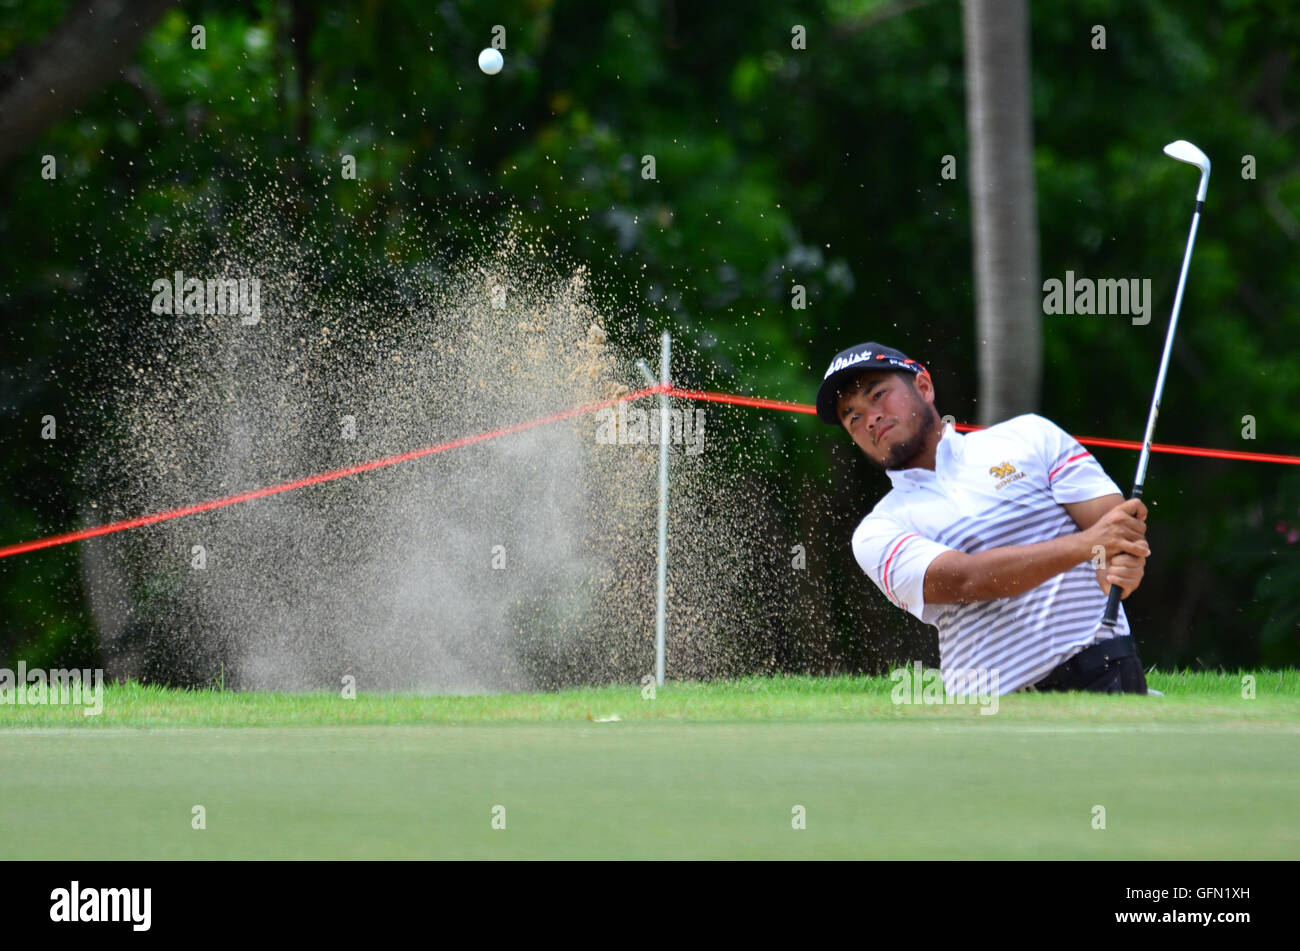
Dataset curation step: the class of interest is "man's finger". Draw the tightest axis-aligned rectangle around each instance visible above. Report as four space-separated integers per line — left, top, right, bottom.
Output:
1112 513 1147 535
1116 523 1147 544
1108 560 1145 594
1120 498 1148 520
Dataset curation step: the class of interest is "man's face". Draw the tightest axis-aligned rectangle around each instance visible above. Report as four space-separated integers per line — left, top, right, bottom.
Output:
835 369 937 469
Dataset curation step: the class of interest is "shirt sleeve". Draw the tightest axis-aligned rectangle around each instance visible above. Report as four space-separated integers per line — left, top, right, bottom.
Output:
851 513 956 626
1028 414 1123 504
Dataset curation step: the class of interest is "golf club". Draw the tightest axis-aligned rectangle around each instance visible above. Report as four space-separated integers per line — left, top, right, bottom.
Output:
1101 139 1211 628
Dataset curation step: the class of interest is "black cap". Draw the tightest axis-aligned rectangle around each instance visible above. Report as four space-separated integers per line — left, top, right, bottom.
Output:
815 342 925 425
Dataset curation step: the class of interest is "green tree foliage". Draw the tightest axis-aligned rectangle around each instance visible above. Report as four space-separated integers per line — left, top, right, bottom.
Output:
0 0 1296 674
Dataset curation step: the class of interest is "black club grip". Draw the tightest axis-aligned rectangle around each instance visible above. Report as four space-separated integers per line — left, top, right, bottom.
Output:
1101 583 1123 627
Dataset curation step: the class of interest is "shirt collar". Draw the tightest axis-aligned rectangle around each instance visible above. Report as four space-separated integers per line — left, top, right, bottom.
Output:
885 421 961 490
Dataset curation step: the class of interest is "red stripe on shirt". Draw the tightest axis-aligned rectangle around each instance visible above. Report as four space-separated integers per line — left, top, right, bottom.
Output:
1048 451 1091 482
882 533 918 608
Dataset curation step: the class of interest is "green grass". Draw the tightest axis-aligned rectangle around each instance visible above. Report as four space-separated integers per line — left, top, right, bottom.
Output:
2 671 1297 859
3 670 1298 727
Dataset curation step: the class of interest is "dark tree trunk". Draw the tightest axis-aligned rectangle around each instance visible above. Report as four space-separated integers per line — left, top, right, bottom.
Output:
0 0 176 166
961 0 1043 423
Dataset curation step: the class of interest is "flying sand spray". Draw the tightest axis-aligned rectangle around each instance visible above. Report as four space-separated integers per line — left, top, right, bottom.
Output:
76 191 807 691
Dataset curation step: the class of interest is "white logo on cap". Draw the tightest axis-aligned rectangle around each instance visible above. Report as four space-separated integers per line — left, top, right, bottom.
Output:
824 349 883 379
824 350 870 379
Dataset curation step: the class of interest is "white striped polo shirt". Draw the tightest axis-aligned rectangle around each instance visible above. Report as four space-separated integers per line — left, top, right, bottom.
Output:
851 413 1130 694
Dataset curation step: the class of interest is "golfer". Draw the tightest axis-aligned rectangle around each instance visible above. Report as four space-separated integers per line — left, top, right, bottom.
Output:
817 341 1153 695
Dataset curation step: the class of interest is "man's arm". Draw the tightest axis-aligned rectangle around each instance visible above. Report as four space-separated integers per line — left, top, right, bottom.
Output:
923 497 1150 604
923 534 1093 603
1063 493 1124 532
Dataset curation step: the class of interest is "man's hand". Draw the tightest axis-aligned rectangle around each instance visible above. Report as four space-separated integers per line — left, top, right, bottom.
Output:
1085 498 1150 599
1082 497 1150 563
1097 550 1146 599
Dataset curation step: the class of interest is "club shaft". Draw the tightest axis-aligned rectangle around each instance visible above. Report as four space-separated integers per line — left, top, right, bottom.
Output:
1131 206 1202 491
1102 197 1204 627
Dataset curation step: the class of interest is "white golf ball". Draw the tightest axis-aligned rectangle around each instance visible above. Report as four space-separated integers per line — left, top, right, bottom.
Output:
478 48 503 75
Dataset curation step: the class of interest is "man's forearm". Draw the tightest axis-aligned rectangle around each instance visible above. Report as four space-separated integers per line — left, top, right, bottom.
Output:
942 532 1093 602
923 497 1148 606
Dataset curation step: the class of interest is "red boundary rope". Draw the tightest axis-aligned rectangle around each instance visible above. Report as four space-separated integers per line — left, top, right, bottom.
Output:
1 382 1295 560
670 387 1300 466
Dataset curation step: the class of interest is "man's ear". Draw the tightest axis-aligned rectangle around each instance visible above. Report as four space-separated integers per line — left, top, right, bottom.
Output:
913 370 936 405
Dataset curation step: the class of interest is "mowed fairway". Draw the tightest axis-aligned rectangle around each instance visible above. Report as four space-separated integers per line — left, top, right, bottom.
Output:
2 673 1297 859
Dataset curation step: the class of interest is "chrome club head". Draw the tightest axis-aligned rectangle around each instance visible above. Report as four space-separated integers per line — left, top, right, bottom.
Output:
1163 140 1211 202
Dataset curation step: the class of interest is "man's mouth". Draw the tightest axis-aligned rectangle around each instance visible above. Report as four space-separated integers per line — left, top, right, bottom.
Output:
874 422 893 444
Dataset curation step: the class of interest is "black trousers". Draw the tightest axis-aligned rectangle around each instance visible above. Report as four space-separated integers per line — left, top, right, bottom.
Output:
1032 635 1148 694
